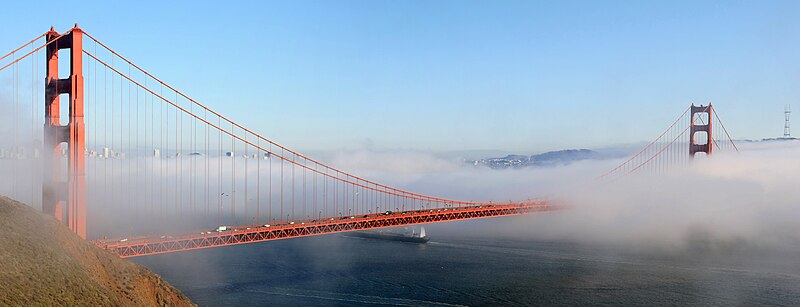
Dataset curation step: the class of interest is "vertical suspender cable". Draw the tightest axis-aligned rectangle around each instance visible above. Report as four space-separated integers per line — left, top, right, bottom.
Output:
257 138 260 224
269 143 273 224
291 156 295 220
244 134 248 222
231 122 235 225
244 133 248 222
217 116 221 225
280 148 284 222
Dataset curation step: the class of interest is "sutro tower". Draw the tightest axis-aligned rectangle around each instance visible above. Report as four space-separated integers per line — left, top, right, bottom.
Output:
785 104 792 138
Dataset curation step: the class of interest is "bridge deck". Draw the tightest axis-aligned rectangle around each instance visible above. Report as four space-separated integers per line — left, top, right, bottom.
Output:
96 201 559 258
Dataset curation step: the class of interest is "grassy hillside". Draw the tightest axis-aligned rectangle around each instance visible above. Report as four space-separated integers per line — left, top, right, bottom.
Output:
0 196 194 306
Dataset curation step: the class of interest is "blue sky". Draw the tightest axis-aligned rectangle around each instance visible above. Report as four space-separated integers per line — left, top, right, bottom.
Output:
1 1 798 153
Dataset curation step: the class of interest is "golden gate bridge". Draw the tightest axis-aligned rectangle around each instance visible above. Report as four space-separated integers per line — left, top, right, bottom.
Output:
0 25 737 258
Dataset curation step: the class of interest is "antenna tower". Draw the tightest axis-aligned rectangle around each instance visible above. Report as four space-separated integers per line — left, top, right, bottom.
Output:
785 104 792 138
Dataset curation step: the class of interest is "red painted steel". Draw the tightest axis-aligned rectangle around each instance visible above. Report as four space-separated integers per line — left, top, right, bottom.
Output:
43 25 87 239
43 27 62 221
96 201 559 258
690 104 713 157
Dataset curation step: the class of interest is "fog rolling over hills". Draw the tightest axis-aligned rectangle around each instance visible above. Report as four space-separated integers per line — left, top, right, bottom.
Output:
0 196 194 306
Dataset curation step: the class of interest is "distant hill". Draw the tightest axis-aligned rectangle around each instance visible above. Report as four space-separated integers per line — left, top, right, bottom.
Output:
0 196 194 306
756 137 799 142
468 149 604 169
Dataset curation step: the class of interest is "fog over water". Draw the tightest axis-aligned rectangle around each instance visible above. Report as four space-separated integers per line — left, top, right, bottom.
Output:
321 140 800 251
131 140 800 306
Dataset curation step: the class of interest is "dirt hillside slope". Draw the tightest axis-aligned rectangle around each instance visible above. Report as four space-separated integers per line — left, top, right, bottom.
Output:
0 196 195 306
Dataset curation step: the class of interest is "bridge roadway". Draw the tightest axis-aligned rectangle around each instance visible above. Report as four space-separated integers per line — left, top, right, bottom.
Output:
96 200 559 258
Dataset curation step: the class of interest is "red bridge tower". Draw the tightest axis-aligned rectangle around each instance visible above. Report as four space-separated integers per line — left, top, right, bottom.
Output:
689 103 713 157
43 25 87 239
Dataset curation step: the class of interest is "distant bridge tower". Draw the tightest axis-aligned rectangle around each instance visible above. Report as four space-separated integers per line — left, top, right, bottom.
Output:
785 104 792 138
43 25 87 239
689 103 713 157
